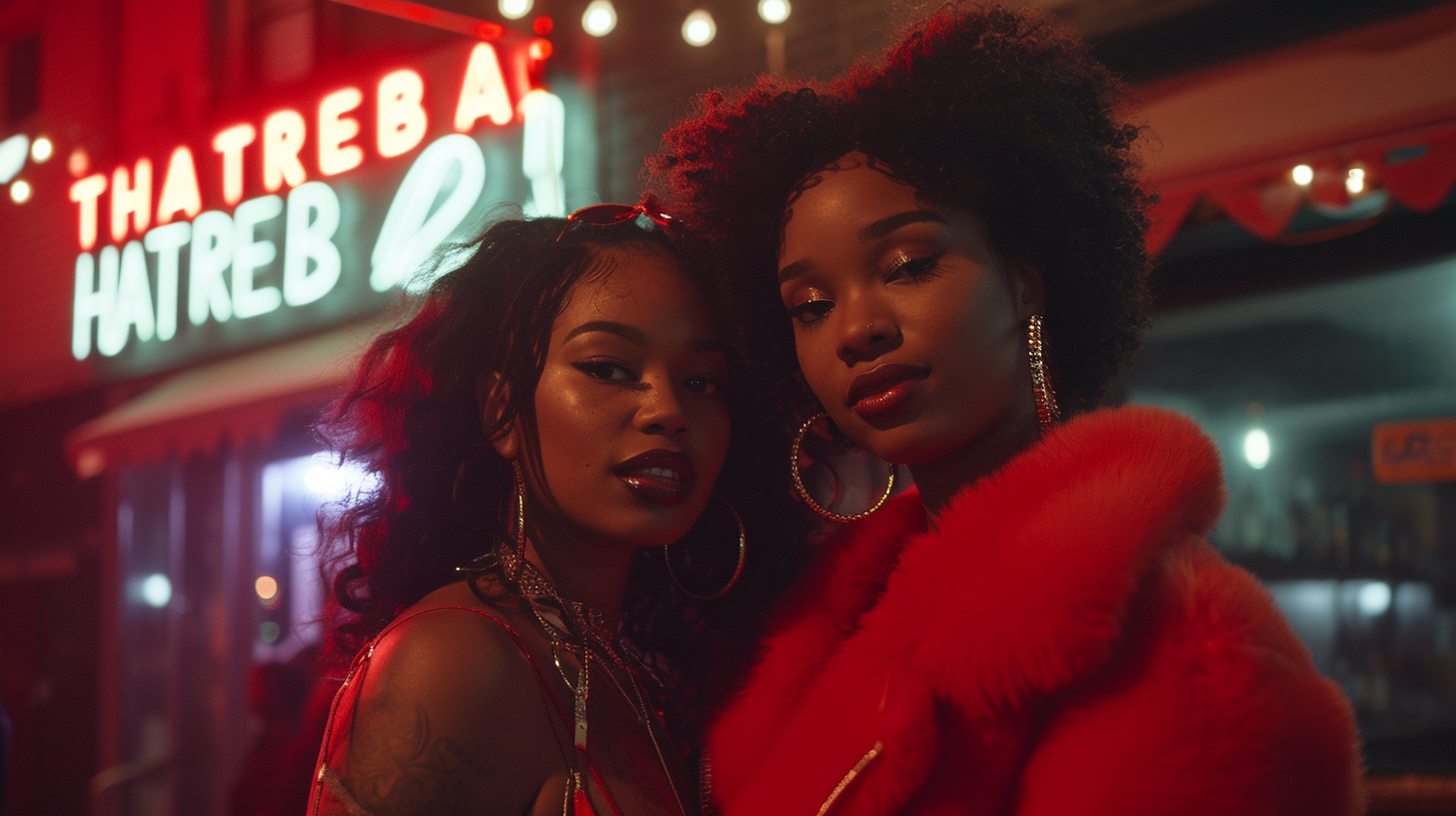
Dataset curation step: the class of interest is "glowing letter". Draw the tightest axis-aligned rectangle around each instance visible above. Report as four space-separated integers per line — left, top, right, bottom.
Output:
453 44 512 131
519 90 565 217
213 124 256 206
111 159 153 242
92 247 127 356
377 70 427 158
156 147 203 225
263 111 307 192
145 221 191 341
318 88 364 176
189 211 234 325
232 195 283 318
69 174 107 250
283 182 342 307
106 240 156 354
372 135 486 293
72 251 115 360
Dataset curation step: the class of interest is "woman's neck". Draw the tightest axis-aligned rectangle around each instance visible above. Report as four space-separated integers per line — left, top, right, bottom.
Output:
521 517 637 632
909 408 1042 519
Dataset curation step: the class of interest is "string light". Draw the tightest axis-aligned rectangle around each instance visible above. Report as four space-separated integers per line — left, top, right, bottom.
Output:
498 0 531 20
583 0 616 36
1291 164 1314 186
10 179 31 203
758 0 790 24
683 9 715 45
31 136 53 162
1345 167 1366 195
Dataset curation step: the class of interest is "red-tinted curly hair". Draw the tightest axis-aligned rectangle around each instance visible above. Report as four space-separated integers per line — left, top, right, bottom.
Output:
317 218 813 728
647 3 1152 418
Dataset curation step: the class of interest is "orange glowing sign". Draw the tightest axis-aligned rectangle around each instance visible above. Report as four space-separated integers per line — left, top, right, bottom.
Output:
1372 419 1456 484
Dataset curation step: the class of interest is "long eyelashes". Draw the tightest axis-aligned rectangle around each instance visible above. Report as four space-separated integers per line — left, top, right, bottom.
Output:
787 299 834 326
787 251 946 327
573 358 723 396
886 251 945 282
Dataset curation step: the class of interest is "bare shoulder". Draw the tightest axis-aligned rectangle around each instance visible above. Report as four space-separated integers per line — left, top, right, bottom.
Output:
339 581 565 816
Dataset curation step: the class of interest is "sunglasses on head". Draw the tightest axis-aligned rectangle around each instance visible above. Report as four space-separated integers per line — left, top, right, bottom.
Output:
556 198 677 241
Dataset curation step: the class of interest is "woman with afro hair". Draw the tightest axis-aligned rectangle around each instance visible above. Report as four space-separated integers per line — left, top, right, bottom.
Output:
648 4 1364 815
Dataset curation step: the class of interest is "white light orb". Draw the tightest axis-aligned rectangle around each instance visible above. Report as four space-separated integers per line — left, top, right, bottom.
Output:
1345 167 1365 195
255 575 279 602
683 10 716 46
758 0 790 24
1291 164 1314 186
304 464 346 497
30 136 53 162
1357 581 1391 616
583 0 617 36
1243 428 1270 469
498 0 531 19
141 573 172 608
10 179 31 203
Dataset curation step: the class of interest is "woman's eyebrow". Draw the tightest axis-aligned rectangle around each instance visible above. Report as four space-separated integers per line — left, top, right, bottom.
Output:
565 320 727 356
858 210 946 241
564 320 648 344
778 259 812 285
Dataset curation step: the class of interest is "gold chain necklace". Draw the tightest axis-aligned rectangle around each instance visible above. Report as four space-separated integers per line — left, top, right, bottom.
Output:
471 544 689 816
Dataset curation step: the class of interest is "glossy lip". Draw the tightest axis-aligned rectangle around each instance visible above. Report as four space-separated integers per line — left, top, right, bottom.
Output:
847 363 930 422
612 449 696 506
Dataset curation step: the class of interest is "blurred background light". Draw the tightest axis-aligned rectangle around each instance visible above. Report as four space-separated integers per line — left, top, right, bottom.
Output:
67 147 88 176
10 179 32 203
1243 428 1271 469
254 575 279 602
1346 166 1366 195
30 135 52 162
1357 581 1391 616
1291 163 1314 185
498 0 531 20
141 574 172 608
683 10 715 46
582 0 616 36
758 0 790 24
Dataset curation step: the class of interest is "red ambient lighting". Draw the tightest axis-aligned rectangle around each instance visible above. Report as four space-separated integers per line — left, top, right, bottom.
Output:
65 43 524 250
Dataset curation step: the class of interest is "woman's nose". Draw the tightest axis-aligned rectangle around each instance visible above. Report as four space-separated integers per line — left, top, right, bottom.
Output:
636 381 689 436
836 303 899 364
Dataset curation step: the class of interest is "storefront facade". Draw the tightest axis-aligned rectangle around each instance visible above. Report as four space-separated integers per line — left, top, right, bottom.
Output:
2 0 1454 813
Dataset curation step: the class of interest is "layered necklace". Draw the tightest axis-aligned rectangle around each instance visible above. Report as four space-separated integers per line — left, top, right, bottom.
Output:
462 543 689 816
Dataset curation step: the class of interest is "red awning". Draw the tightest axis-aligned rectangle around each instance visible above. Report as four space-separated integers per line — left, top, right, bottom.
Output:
1138 2 1456 254
66 321 385 476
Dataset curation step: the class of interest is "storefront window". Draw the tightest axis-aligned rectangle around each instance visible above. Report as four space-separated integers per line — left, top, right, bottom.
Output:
1127 253 1456 772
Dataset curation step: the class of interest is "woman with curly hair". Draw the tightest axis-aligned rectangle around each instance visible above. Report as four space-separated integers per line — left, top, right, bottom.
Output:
648 5 1363 815
307 211 810 816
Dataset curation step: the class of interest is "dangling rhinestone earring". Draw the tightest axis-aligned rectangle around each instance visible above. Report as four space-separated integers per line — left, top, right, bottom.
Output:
510 458 527 548
1027 314 1061 433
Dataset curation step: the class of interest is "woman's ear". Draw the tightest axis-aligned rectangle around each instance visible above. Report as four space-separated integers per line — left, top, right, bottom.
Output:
476 371 519 460
1010 257 1047 320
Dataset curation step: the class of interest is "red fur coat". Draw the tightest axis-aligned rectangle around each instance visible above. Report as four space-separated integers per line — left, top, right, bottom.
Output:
708 406 1364 816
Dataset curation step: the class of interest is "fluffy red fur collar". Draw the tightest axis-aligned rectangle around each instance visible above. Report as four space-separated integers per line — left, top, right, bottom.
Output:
710 405 1231 810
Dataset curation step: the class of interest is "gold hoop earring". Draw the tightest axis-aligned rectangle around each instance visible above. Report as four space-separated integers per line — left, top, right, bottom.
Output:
510 459 527 548
790 412 895 522
1027 315 1061 433
664 496 746 600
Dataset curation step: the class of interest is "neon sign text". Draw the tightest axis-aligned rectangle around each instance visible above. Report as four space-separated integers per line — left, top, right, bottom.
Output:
69 41 564 361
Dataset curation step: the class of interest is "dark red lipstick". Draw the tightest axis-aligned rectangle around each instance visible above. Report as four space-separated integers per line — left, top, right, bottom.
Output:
847 363 930 421
613 450 696 506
